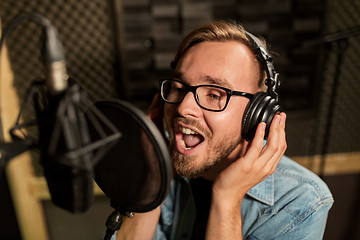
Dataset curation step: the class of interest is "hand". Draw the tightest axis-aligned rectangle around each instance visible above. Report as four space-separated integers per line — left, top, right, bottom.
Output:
212 112 287 203
206 113 287 239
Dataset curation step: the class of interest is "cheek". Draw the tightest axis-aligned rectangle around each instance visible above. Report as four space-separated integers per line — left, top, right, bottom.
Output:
207 99 248 136
206 110 243 137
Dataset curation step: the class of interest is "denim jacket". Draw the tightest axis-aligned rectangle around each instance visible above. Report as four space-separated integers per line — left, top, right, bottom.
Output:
154 156 334 240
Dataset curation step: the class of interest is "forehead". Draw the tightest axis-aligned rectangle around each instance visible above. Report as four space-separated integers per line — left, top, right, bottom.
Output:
175 41 260 91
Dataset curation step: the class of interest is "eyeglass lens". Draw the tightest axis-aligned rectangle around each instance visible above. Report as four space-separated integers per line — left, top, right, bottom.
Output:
161 80 228 111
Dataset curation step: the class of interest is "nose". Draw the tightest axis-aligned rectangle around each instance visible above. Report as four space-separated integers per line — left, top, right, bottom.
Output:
177 91 202 118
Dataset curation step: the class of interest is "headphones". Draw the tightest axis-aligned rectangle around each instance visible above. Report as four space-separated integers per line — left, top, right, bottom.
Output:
241 31 281 142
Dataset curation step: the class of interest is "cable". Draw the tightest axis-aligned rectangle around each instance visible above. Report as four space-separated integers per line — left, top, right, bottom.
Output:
0 12 64 181
0 12 53 52
0 12 66 143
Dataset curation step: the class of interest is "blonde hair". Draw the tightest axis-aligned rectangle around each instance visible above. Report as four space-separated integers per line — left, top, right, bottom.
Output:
171 21 268 89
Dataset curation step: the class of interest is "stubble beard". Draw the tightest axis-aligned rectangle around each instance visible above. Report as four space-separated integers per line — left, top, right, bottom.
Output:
170 132 242 179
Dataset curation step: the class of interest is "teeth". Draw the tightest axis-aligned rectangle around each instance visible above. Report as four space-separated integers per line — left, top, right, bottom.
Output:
178 126 198 150
180 139 192 150
180 126 198 135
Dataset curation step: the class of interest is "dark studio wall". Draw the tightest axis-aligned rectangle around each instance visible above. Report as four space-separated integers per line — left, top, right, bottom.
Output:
0 0 359 239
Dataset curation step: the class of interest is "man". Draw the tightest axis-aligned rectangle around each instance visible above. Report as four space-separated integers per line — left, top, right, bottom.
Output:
114 21 333 239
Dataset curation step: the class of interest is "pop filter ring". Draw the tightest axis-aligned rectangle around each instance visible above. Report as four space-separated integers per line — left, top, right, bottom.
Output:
91 99 173 213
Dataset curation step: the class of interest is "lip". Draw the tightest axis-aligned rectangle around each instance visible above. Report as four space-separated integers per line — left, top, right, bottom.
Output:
174 122 206 155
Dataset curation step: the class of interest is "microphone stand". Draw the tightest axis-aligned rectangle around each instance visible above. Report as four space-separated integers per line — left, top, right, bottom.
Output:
103 210 124 240
0 80 41 180
0 140 35 172
103 203 135 240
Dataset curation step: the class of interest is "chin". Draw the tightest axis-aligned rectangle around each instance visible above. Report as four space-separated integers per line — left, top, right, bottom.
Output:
172 150 221 179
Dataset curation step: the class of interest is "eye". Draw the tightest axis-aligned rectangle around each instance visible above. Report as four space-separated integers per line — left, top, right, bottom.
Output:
208 92 221 100
173 86 186 95
205 88 226 101
172 81 185 91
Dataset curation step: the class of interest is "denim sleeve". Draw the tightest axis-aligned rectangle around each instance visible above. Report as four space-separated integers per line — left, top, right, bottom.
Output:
247 200 333 240
153 178 179 240
277 201 333 240
153 224 169 240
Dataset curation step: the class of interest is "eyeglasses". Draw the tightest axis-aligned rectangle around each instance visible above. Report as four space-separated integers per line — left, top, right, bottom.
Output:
159 79 254 112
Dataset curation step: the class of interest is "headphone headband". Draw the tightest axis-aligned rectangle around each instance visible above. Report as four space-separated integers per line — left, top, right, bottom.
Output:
241 31 282 142
245 31 280 100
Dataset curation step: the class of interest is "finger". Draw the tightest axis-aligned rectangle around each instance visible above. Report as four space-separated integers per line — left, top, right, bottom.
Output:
279 112 287 132
260 114 281 156
264 113 287 173
277 112 287 156
272 112 287 157
258 114 286 168
242 122 266 162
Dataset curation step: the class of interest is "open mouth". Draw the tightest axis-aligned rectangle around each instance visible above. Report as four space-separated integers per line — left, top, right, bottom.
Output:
178 126 205 151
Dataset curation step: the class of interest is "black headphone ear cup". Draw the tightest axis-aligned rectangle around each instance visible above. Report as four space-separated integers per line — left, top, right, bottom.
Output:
242 92 266 142
242 92 280 142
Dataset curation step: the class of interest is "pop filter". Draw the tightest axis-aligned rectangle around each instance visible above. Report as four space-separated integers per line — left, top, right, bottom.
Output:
88 99 172 213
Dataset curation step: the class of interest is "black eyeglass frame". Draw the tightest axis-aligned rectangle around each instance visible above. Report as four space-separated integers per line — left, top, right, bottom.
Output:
159 79 254 112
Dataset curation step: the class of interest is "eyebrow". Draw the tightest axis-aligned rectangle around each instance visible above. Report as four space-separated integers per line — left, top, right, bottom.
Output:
172 71 233 89
203 76 233 89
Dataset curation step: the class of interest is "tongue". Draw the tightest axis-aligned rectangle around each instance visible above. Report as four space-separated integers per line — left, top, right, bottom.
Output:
183 134 203 148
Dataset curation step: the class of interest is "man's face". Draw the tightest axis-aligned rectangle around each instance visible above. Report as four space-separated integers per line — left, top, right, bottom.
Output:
164 41 261 179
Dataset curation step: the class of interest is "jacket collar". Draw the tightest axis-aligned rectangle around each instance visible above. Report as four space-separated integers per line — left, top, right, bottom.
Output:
246 173 275 206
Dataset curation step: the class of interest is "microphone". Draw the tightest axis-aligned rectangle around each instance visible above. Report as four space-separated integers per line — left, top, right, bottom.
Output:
0 12 121 213
38 24 124 212
42 21 68 93
36 16 96 212
1 13 172 222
